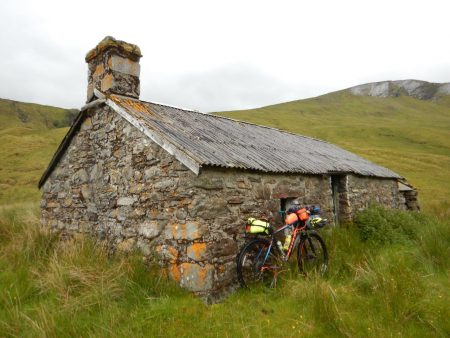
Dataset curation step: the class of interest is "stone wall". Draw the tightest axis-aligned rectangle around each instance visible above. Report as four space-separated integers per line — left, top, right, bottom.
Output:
400 190 420 211
41 104 335 301
41 104 405 301
344 174 401 219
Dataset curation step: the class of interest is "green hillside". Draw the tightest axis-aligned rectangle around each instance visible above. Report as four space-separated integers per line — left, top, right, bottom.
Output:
218 91 450 215
0 98 77 204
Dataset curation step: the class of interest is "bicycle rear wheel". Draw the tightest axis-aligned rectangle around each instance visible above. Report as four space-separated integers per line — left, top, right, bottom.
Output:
236 239 279 288
297 232 328 275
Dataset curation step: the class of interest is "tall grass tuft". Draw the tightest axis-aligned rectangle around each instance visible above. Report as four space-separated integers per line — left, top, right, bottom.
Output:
416 217 450 272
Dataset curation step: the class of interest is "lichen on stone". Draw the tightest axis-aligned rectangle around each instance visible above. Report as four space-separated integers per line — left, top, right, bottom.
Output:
85 36 142 62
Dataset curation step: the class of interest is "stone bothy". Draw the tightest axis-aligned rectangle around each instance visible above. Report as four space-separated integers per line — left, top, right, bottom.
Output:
39 37 419 301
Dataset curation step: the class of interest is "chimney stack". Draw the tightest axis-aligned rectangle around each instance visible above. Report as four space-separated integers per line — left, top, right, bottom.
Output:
85 36 142 102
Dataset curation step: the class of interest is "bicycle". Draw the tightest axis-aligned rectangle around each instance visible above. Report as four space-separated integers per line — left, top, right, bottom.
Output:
236 206 328 288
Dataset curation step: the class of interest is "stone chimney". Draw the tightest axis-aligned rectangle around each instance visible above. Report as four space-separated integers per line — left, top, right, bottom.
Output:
85 36 142 102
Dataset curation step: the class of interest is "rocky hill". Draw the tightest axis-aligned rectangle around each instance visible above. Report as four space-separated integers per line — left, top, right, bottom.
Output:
348 80 450 101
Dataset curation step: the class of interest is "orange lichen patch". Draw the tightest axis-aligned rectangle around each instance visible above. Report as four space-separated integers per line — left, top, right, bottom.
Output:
169 223 192 240
169 264 181 282
85 36 142 62
179 263 214 289
100 73 114 92
110 96 158 118
187 242 207 261
197 265 208 285
93 63 105 78
167 246 179 262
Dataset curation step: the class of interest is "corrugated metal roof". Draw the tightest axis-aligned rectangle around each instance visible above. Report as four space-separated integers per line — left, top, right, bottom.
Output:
108 95 401 178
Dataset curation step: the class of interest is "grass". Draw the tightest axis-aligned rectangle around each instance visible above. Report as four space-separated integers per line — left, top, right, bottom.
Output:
217 91 450 215
0 204 449 337
0 90 449 336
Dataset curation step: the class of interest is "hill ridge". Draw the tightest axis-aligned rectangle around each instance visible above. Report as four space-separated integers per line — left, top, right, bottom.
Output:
348 79 450 101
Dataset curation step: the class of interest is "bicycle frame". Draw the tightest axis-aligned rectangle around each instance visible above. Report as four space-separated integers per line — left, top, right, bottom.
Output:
263 221 307 263
238 215 328 287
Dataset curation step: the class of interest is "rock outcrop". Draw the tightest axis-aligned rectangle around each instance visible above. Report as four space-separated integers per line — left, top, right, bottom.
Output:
349 80 450 101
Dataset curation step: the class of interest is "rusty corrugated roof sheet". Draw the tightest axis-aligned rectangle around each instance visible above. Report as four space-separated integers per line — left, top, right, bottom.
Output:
108 95 401 178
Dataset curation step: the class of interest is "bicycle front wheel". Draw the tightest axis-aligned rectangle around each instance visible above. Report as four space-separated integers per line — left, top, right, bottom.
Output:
236 238 279 288
297 232 328 275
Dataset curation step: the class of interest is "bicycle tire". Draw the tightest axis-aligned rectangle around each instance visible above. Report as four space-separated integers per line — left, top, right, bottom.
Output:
297 232 328 275
236 238 279 288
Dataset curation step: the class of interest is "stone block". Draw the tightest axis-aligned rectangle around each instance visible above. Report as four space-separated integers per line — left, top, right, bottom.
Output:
175 209 187 220
80 184 91 200
215 261 236 287
131 208 146 218
108 55 140 77
227 196 243 204
211 239 237 257
90 163 104 182
46 201 60 208
117 197 135 206
163 221 206 240
129 183 145 194
179 263 215 292
168 264 181 282
187 242 208 261
190 197 228 219
272 180 305 199
73 169 89 184
164 221 206 241
138 220 163 239
156 245 179 263
100 73 114 93
154 179 176 190
193 177 223 190
101 71 140 98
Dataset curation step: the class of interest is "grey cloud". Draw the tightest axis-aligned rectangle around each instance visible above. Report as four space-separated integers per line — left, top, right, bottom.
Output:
140 65 318 112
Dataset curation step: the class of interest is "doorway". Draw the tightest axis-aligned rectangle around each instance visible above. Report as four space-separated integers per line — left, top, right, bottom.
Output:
331 175 346 226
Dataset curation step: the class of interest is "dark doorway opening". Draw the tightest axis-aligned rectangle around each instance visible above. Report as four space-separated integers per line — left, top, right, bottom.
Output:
331 175 346 226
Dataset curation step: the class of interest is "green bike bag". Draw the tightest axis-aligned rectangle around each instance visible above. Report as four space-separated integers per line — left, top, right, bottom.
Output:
246 218 272 234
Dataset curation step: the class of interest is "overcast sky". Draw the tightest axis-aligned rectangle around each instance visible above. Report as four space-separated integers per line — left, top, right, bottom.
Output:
0 0 449 112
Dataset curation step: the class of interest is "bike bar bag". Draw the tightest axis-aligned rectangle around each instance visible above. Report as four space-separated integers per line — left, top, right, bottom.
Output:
246 218 272 234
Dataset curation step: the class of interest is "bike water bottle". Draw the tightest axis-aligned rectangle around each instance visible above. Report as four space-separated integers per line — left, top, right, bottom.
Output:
283 234 292 251
277 241 285 257
283 225 293 251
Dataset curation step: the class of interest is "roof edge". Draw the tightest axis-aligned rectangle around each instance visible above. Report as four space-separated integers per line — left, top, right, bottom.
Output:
38 98 106 189
106 98 201 175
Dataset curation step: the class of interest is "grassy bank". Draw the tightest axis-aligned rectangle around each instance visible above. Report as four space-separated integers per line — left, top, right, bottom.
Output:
1 204 448 337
